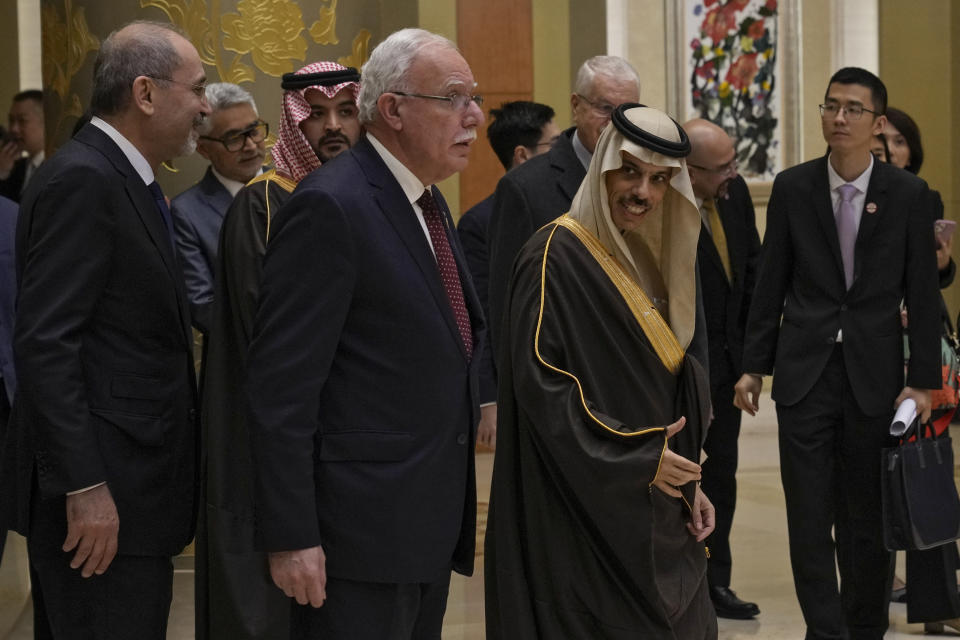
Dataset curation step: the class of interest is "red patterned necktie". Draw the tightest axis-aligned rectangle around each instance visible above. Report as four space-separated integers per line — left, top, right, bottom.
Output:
417 189 473 360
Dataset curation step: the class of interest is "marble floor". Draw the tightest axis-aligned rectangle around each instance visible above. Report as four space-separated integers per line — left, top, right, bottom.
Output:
2 392 958 638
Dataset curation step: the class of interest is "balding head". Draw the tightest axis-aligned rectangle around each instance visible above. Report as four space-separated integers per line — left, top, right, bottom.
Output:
683 118 738 200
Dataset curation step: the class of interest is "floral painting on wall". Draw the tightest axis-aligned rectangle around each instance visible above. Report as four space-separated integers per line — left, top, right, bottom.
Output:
685 0 779 181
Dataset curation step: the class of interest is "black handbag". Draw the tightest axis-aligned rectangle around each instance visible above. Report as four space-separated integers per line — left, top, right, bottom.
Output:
881 419 960 551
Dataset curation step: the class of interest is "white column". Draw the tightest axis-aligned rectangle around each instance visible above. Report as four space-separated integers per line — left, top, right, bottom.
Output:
832 0 879 73
18 0 42 90
606 0 628 58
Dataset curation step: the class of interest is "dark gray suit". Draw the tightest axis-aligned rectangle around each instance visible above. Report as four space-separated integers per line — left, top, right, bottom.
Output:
171 166 234 333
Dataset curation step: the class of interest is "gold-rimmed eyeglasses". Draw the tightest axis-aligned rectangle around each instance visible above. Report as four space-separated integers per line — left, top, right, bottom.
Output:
147 75 208 99
389 91 484 111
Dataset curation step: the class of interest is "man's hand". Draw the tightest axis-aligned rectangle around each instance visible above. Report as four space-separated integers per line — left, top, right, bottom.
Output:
476 403 497 450
686 484 716 542
0 140 19 178
63 483 119 578
269 545 327 608
937 233 953 272
896 386 932 425
652 417 702 497
733 373 762 416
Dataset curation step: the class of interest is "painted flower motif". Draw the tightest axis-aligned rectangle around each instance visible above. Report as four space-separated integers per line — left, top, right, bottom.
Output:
702 5 737 42
748 19 766 39
765 0 778 10
704 0 719 6
691 38 702 50
222 0 307 76
740 35 755 52
729 0 750 9
695 59 716 79
725 52 759 90
718 81 731 99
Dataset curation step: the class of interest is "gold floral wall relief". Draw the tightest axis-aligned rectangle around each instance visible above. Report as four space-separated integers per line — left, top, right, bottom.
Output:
338 28 371 69
42 0 99 131
139 0 368 83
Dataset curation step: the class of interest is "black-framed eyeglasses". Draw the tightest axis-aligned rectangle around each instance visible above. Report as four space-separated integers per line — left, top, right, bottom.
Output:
389 91 484 111
199 121 268 152
688 158 738 177
818 103 878 120
147 75 208 99
575 93 616 118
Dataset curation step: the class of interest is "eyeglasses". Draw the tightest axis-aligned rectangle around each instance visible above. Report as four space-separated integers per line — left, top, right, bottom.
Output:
390 91 484 111
818 103 878 120
575 93 616 118
147 75 208 99
200 121 269 152
689 158 738 177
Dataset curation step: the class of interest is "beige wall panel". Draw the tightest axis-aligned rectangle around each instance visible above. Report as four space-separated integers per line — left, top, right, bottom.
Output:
626 0 668 112
532 0 571 128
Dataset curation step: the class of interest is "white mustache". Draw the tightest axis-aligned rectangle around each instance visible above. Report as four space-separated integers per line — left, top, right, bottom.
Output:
455 131 477 145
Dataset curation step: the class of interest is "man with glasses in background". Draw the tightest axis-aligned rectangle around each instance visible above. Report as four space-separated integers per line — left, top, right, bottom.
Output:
171 82 266 335
457 100 559 449
684 118 761 621
196 60 360 640
487 55 640 363
734 67 940 639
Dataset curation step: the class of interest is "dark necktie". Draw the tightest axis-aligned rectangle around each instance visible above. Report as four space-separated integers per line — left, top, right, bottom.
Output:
147 181 177 252
836 183 859 289
417 189 473 360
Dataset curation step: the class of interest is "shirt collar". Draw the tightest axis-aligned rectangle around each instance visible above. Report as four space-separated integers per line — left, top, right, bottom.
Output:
29 151 44 168
827 152 874 195
571 129 592 170
211 164 259 198
89 116 154 186
366 133 427 205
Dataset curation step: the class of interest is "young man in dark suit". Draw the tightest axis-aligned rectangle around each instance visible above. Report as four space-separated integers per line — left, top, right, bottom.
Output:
486 56 640 355
171 82 266 334
734 67 941 639
685 118 761 620
244 28 485 638
1 21 209 638
457 100 559 449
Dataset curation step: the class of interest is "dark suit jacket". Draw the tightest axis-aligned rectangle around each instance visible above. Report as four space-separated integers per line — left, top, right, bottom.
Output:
1 123 198 556
487 127 587 351
245 136 483 583
742 156 940 415
458 193 496 403
0 157 28 203
171 166 234 333
697 176 761 390
0 196 16 402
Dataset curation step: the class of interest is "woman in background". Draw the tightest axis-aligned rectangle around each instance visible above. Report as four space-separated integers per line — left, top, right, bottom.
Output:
883 105 960 636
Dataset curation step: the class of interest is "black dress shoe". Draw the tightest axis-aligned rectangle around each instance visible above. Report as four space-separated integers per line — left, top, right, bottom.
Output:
710 586 760 620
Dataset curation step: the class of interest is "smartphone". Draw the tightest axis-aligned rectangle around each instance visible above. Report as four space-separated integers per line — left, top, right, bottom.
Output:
935 219 956 245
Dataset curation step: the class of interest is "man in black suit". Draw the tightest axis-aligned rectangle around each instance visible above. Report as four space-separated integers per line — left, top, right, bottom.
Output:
171 82 266 334
685 118 761 620
0 90 45 203
244 28 485 639
734 67 941 639
487 55 640 353
457 100 558 448
1 21 209 638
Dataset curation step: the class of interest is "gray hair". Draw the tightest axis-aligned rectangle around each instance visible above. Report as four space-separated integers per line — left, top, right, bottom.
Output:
573 55 641 96
91 20 186 117
199 82 258 134
357 28 457 125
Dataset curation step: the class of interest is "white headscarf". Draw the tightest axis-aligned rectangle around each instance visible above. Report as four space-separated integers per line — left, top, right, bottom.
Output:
567 106 701 349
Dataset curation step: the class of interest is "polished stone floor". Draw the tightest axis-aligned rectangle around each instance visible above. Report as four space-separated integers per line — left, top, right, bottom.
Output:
3 392 957 638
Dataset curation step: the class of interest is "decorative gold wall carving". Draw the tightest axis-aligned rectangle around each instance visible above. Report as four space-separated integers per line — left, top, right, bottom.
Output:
42 0 99 132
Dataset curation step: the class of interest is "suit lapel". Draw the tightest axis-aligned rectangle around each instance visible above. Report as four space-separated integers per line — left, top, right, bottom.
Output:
354 139 470 360
552 128 588 204
810 157 846 285
80 126 193 346
853 162 887 289
200 167 233 221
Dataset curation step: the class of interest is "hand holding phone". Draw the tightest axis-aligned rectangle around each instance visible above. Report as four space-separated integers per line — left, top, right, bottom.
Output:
935 219 956 246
